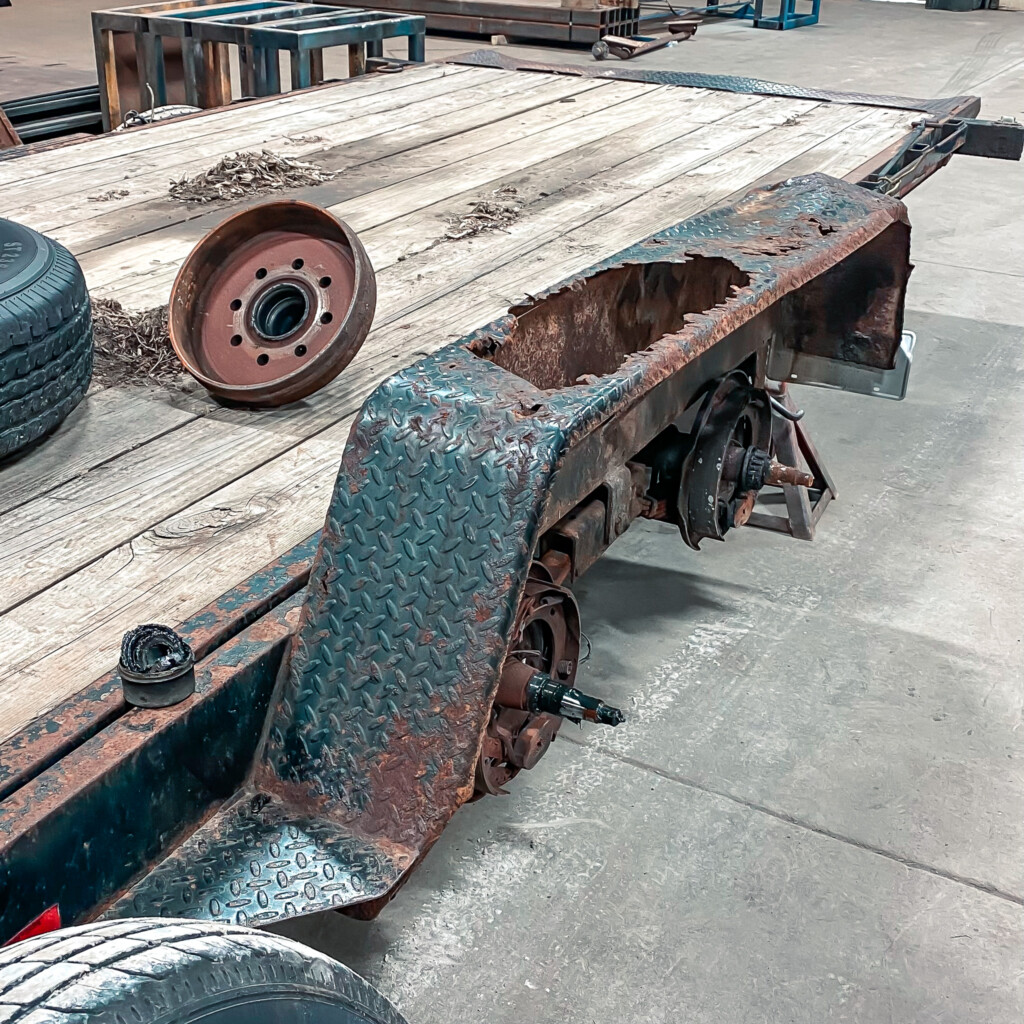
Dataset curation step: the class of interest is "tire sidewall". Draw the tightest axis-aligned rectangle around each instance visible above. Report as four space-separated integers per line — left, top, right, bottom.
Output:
0 218 93 460
0 218 53 303
159 985 387 1024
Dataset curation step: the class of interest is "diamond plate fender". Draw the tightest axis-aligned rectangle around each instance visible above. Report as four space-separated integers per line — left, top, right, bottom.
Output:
260 173 911 870
259 351 568 842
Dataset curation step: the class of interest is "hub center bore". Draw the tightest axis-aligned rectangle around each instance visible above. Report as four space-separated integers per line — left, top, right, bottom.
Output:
249 281 311 341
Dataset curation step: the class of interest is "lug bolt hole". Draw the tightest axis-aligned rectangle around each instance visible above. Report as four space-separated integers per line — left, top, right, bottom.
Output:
295 344 307 357
230 298 242 311
230 334 242 346
292 258 304 270
318 276 331 288
256 353 270 366
320 312 333 325
255 268 267 280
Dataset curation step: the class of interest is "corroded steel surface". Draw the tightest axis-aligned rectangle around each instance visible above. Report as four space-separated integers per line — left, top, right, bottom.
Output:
449 50 980 117
0 596 302 936
477 560 580 795
0 534 317 803
170 201 376 406
108 798 413 925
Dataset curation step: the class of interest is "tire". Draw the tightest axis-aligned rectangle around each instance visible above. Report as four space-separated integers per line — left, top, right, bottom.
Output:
0 918 408 1024
0 216 92 461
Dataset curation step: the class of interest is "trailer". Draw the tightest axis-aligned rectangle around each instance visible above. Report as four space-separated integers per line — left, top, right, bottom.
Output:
0 55 1019 1023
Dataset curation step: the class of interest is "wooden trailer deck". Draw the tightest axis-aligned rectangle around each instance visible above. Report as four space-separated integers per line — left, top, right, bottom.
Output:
0 59 934 745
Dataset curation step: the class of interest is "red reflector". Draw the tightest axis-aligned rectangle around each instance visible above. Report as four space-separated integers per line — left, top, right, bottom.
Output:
3 906 61 946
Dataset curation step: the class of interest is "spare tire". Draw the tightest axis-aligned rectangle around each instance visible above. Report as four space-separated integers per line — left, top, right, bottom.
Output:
0 918 408 1024
0 217 92 461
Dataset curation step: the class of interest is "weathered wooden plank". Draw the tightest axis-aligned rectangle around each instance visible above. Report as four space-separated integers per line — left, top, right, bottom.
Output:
74 80 713 299
75 77 617 268
83 88 785 306
69 77 645 278
202 40 233 109
0 434 340 740
0 63 475 188
14 73 603 248
2 66 491 213
772 107 913 183
0 65 490 211
0 388 196 517
0 402 345 615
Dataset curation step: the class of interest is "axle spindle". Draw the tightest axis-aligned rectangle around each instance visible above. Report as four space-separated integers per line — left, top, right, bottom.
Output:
526 672 625 726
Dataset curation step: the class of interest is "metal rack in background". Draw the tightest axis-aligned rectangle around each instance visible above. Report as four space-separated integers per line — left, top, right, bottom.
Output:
639 0 819 29
92 0 428 131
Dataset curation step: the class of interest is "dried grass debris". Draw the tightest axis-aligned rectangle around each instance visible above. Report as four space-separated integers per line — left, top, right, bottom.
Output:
91 299 186 388
444 185 523 240
168 149 335 204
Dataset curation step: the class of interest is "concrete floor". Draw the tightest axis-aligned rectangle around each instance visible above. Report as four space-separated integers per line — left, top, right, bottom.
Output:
4 1 1024 1020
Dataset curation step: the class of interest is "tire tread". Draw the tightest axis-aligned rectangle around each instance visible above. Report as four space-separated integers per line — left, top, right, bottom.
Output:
0 222 93 461
0 920 405 1024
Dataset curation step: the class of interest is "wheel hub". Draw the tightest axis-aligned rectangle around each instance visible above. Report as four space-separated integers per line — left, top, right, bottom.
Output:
169 202 376 406
474 563 581 796
684 379 772 542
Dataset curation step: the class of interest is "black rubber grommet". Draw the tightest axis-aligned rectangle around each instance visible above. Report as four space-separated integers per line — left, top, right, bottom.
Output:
118 623 196 708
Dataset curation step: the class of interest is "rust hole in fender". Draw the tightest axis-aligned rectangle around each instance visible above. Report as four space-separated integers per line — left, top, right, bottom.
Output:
472 257 750 390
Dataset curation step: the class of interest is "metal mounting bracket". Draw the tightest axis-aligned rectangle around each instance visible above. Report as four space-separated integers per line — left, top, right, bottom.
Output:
860 116 1024 196
768 330 916 402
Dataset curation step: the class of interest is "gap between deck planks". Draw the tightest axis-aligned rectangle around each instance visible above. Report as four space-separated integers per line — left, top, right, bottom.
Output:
72 75 648 267
0 388 195 518
103 102 915 312
0 66 480 202
8 70 603 245
78 84 757 300
0 73 914 739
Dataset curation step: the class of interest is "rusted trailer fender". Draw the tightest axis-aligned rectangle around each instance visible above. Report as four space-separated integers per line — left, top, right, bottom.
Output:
0 173 911 934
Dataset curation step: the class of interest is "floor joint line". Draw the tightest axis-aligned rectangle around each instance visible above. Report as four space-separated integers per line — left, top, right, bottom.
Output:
563 734 1024 908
